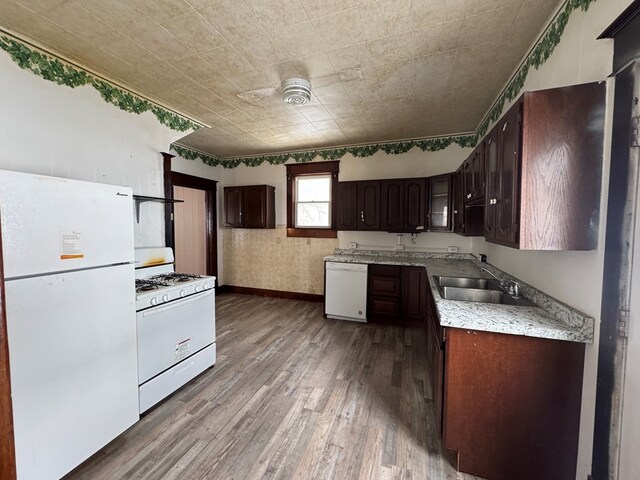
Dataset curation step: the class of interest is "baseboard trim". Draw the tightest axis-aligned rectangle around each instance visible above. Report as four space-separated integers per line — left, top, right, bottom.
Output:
217 285 324 303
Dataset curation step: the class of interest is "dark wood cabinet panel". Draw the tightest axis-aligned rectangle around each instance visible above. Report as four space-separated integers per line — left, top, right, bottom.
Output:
369 297 401 317
443 328 585 480
404 178 427 232
402 267 427 322
336 181 358 230
453 167 465 234
484 126 500 240
470 142 486 200
495 102 521 246
370 276 401 298
223 185 274 229
427 174 452 231
519 82 605 250
381 179 405 231
223 187 243 227
357 181 381 230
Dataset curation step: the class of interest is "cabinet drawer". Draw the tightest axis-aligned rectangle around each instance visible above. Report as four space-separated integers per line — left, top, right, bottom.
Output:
369 264 401 277
369 296 401 317
370 276 401 298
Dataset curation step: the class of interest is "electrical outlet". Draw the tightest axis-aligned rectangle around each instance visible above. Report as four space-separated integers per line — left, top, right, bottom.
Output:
447 246 459 253
394 244 404 251
348 242 357 249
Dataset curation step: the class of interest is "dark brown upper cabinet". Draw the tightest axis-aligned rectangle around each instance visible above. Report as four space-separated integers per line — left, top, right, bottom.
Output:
465 141 486 202
223 186 243 228
357 180 381 230
428 174 452 231
381 178 427 233
223 185 275 229
484 81 605 250
336 181 358 230
453 167 465 234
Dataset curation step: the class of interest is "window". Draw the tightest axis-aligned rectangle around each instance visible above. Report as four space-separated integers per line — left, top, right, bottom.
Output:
295 175 331 228
286 161 339 238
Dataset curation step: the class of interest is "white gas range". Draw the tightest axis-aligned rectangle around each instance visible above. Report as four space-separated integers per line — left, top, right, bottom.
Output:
135 247 216 413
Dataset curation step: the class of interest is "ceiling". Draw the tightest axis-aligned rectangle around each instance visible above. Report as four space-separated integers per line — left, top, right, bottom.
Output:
0 0 560 158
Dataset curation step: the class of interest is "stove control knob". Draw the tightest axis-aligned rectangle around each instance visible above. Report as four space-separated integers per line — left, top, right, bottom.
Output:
179 289 186 298
203 283 210 289
195 284 202 292
150 297 158 306
162 294 170 302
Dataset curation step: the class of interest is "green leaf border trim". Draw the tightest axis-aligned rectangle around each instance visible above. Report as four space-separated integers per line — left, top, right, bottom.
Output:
0 35 202 133
171 0 598 168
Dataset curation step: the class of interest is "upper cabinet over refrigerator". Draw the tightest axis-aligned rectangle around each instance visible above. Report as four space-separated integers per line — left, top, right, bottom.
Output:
0 169 135 278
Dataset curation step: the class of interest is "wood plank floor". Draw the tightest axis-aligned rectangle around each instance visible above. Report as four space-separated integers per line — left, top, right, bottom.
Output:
67 294 482 480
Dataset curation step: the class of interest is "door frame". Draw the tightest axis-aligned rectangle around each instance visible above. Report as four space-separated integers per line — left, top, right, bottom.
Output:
0 223 17 479
162 153 218 281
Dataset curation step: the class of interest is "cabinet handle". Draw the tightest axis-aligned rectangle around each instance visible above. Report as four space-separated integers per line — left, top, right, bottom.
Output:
466 193 471 199
502 121 509 132
361 210 364 222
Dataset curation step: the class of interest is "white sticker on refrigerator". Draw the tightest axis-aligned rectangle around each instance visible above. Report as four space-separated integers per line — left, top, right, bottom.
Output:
175 339 191 361
60 231 84 260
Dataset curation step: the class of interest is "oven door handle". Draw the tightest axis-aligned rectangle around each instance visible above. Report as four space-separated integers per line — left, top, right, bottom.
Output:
141 290 212 316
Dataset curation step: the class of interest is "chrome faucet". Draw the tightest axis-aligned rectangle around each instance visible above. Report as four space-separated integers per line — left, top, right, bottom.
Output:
481 267 520 299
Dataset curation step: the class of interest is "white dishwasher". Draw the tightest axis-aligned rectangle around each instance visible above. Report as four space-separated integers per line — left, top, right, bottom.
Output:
325 261 368 322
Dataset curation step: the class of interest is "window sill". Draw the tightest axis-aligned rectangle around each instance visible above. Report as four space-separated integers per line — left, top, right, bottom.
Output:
287 228 337 239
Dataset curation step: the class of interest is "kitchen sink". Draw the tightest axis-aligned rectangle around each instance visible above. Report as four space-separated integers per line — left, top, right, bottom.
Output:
435 276 497 290
437 285 535 307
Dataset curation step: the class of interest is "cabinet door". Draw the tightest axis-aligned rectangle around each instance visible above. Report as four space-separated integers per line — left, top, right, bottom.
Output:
462 158 473 202
428 174 452 231
224 187 243 227
496 102 521 246
381 179 405 231
404 178 427 232
402 267 427 322
336 182 358 230
453 168 465 234
484 128 499 239
471 142 486 200
357 181 381 230
243 185 267 228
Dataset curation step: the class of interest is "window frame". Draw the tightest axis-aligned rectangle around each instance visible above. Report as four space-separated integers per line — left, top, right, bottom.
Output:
286 161 339 238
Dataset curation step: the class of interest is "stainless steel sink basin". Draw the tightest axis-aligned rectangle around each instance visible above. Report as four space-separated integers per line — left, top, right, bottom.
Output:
435 276 496 290
438 285 535 307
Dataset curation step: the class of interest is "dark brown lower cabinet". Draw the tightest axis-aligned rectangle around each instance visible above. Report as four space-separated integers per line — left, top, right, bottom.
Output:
367 265 426 325
441 329 585 480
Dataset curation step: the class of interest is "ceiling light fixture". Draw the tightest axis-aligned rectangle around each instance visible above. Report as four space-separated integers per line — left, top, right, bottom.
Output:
282 78 311 105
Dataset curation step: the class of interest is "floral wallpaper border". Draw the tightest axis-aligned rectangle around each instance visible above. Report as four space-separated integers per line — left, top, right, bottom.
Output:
0 34 202 133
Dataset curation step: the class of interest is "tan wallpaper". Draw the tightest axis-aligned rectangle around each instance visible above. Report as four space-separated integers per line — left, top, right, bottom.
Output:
223 226 337 294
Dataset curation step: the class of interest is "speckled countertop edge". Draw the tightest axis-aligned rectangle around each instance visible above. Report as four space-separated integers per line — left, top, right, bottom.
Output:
324 250 594 344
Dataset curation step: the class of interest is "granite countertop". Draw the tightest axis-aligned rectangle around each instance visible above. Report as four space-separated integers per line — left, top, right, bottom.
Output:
324 249 594 344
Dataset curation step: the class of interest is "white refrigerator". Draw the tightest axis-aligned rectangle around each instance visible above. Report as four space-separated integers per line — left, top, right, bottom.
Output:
0 170 139 480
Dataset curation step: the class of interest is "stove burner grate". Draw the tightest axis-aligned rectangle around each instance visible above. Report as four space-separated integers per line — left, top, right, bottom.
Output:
135 278 170 293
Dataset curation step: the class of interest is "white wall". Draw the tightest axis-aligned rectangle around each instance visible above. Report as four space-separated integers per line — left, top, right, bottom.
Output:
469 1 631 477
0 52 186 247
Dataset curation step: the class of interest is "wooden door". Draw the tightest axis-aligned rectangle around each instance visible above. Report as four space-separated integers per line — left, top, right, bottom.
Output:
223 187 243 227
381 179 404 231
484 128 499 239
357 181 381 230
336 181 358 230
462 157 473 202
496 102 521 246
404 178 427 232
428 174 452 231
173 186 208 275
243 185 266 228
